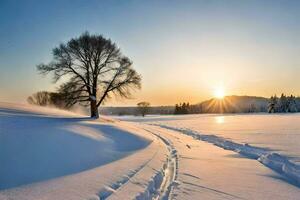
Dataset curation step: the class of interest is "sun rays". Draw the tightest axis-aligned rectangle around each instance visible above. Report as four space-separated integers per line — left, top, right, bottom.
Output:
204 95 237 113
213 86 225 99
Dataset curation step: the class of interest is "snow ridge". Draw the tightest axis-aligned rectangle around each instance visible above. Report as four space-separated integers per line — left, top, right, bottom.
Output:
153 123 300 186
134 128 178 200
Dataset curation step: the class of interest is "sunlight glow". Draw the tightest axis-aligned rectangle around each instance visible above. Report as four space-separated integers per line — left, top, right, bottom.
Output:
215 116 225 124
213 87 225 99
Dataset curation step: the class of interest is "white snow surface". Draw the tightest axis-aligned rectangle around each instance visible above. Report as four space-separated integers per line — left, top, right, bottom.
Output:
115 114 300 199
128 122 300 199
2 104 300 200
0 103 170 200
116 114 300 160
152 123 300 186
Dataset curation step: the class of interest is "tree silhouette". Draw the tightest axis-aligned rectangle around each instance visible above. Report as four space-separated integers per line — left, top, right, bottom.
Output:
28 91 70 109
268 95 278 113
27 91 51 106
37 32 141 118
137 102 150 117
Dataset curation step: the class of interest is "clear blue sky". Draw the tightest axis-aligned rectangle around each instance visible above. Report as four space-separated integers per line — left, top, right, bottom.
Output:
1 0 300 105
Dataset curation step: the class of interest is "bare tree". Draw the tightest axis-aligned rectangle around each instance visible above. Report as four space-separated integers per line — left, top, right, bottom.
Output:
37 32 141 118
137 102 150 117
27 91 51 106
27 91 69 109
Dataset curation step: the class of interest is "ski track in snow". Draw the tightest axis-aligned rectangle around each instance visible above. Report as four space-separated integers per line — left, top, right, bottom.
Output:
98 148 159 199
151 123 300 187
98 126 178 200
140 127 178 200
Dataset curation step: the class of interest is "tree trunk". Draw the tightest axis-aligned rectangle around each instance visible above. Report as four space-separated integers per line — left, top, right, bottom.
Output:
90 100 99 118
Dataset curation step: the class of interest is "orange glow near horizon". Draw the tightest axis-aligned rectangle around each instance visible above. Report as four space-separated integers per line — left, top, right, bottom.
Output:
213 86 225 99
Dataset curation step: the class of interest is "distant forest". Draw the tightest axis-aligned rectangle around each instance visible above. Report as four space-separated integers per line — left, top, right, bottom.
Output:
27 92 300 115
174 94 300 114
100 94 300 116
100 106 175 116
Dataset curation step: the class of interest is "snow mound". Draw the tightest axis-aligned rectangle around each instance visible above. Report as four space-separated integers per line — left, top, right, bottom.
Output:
0 103 149 190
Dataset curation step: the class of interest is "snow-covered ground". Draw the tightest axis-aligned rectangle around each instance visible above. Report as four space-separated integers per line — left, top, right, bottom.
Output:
116 114 300 199
117 114 300 162
0 103 148 190
1 104 300 199
0 103 172 200
139 124 300 199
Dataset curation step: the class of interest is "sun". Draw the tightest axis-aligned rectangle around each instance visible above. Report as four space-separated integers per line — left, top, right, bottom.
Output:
214 87 225 99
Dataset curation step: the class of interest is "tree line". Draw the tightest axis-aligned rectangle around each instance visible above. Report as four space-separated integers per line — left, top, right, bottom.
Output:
268 94 299 113
174 102 203 114
173 94 300 115
174 103 190 114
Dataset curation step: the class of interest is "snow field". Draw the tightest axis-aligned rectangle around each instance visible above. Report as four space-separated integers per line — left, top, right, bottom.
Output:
2 104 300 199
0 103 171 200
152 123 300 186
139 123 300 199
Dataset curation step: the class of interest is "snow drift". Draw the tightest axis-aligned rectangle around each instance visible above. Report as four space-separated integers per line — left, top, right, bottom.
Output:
0 103 149 190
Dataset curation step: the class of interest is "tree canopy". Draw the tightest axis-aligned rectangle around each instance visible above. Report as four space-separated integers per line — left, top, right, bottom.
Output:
37 32 141 118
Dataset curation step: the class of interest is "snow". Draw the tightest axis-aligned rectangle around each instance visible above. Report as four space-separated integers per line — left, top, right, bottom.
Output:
119 114 300 160
132 123 300 199
115 115 300 199
0 104 148 190
150 123 300 186
90 96 97 101
259 153 300 185
0 103 170 200
116 114 300 184
1 104 300 199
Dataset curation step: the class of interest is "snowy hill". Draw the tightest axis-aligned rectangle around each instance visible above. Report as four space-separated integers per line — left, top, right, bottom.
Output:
0 103 171 200
198 95 269 113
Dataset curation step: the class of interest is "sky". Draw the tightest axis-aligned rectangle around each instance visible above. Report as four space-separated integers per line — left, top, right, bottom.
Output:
1 0 300 106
